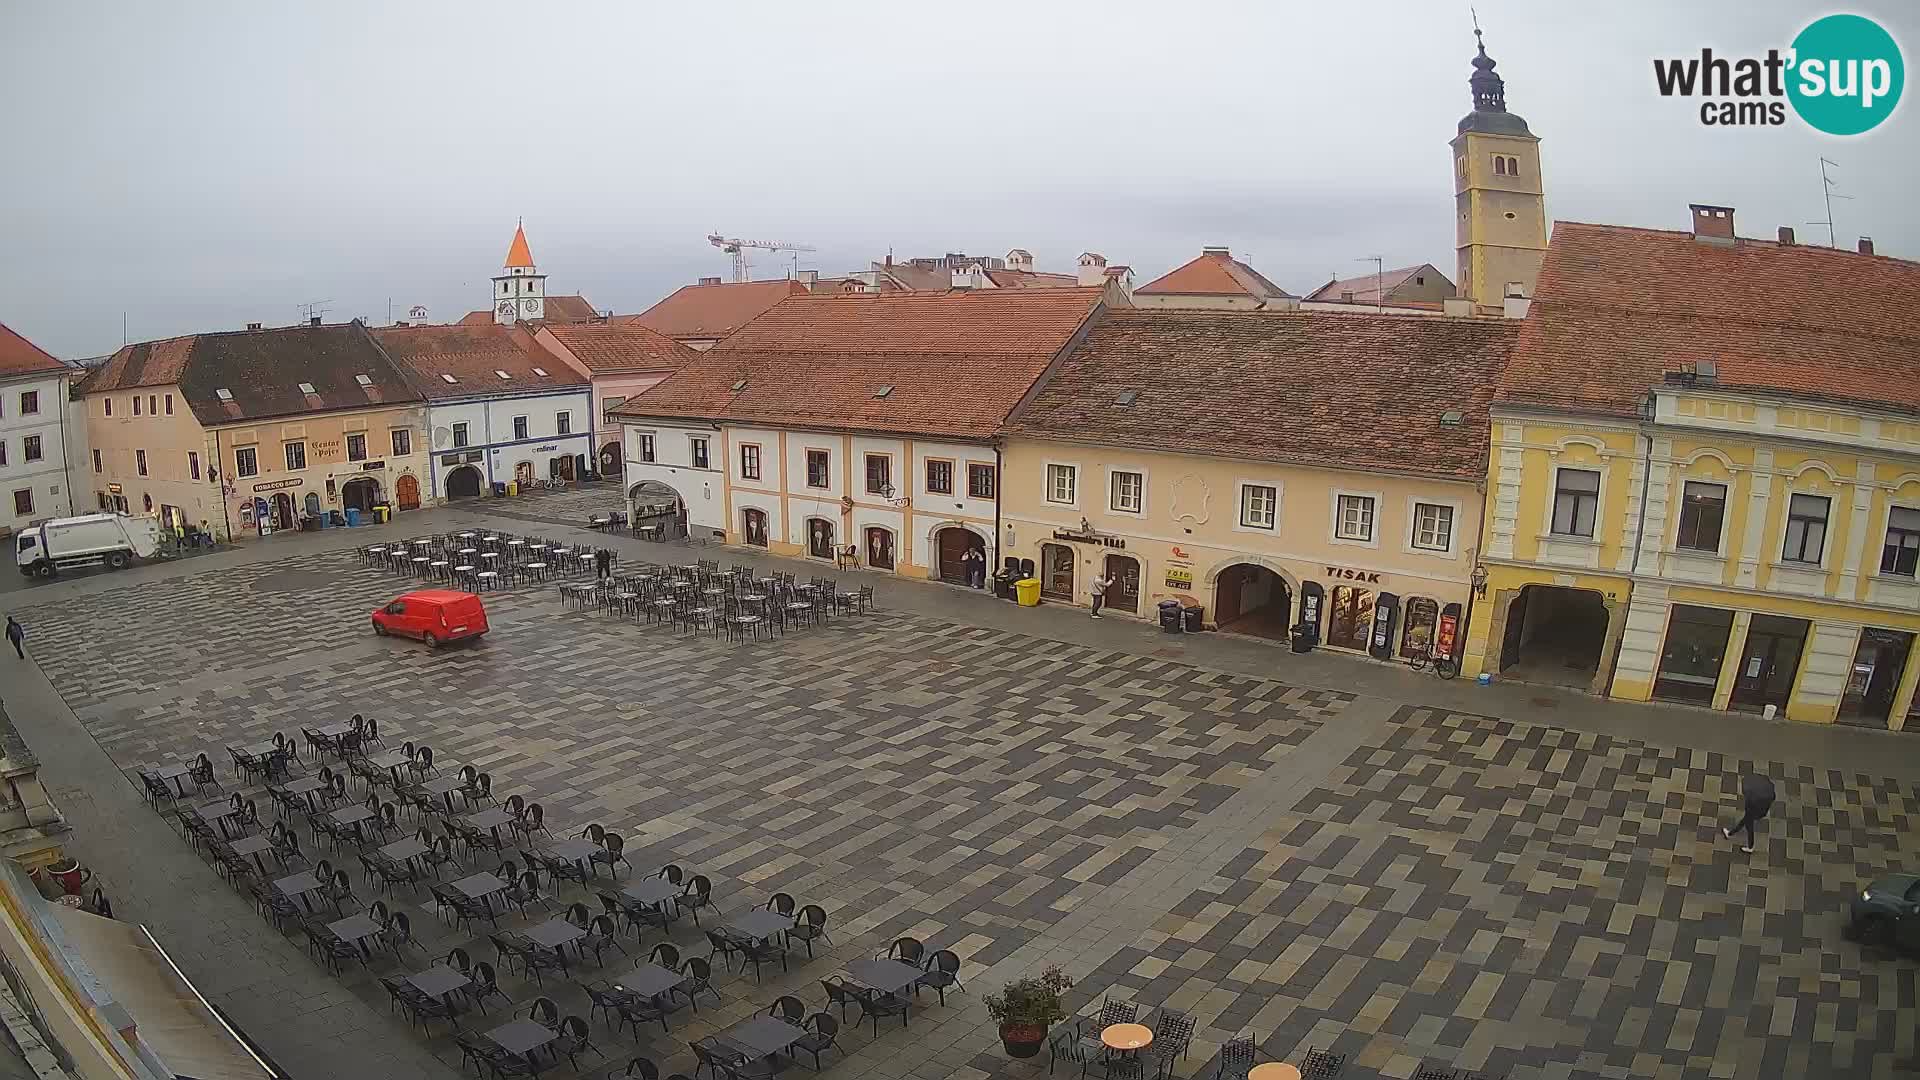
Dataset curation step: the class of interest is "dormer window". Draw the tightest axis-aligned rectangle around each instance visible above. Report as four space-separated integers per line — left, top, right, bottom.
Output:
297 382 316 394
355 373 373 387
440 374 458 385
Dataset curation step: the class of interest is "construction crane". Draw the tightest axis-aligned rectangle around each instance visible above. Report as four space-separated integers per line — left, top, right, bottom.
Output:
707 233 818 282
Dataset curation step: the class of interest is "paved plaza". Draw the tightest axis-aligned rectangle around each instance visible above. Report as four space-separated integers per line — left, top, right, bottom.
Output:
4 498 1918 1080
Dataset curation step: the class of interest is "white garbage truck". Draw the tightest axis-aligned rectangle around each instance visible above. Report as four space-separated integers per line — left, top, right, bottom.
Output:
14 513 165 578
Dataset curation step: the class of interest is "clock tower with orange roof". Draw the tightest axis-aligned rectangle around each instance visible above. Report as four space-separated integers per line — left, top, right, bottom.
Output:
491 219 546 324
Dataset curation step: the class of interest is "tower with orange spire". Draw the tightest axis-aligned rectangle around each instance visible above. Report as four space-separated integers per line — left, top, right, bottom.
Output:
492 219 546 324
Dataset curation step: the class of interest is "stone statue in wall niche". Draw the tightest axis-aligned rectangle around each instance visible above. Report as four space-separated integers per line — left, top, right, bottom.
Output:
1170 475 1211 524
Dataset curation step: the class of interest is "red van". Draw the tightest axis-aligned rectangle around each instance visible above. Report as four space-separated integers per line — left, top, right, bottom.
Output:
370 590 489 647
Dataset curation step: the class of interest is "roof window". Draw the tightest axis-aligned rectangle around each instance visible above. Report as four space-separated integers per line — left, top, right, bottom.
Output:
873 385 894 399
440 374 458 384
215 388 234 402
495 370 511 380
297 382 316 394
1113 390 1138 406
730 379 749 392
1440 410 1464 426
354 373 373 387
532 367 549 377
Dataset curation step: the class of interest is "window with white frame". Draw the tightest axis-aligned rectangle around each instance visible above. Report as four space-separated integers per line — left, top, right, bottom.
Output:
1411 502 1453 551
235 446 258 478
555 411 571 435
1335 494 1375 541
1109 470 1143 513
452 422 470 448
805 449 829 488
1550 468 1601 537
283 440 305 470
1240 484 1277 529
637 433 655 463
512 415 529 440
740 444 761 480
1045 463 1076 505
690 437 709 469
1782 493 1830 565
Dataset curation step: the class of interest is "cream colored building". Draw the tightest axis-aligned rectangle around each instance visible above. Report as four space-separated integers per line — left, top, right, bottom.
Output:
1003 308 1516 661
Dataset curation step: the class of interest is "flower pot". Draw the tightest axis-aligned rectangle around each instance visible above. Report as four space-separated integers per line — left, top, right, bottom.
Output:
1000 1022 1048 1058
46 858 92 896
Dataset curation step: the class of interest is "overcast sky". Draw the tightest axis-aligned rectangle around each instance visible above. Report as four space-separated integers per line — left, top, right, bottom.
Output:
4 0 1915 358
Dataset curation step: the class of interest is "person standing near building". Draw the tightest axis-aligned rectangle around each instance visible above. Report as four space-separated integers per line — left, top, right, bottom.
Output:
1089 572 1113 619
594 548 610 580
5 616 23 660
1723 773 1777 854
962 547 985 589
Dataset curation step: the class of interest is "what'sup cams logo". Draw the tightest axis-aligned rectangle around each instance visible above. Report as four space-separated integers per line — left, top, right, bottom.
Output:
1654 13 1904 134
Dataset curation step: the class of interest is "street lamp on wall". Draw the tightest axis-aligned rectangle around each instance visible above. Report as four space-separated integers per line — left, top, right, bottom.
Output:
1471 564 1489 597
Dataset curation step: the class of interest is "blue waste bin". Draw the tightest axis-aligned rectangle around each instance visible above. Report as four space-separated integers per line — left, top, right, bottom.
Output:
345 508 361 527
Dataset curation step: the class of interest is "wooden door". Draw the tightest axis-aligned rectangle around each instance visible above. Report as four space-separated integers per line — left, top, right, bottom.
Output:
1104 555 1140 613
937 529 973 583
396 474 421 510
866 528 895 570
743 509 768 547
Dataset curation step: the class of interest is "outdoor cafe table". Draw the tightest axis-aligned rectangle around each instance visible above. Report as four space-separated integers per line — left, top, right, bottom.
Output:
541 838 599 882
622 877 679 907
273 871 325 913
1102 1024 1153 1052
614 961 684 1001
190 799 244 840
420 774 467 813
407 964 471 1001
847 958 925 996
274 774 325 812
486 1018 557 1067
725 909 793 942
366 749 413 786
451 871 507 917
464 807 514 842
1246 1066 1301 1080
228 833 275 875
329 804 375 844
152 761 193 796
524 918 585 967
328 913 384 957
718 1015 806 1060
381 836 429 872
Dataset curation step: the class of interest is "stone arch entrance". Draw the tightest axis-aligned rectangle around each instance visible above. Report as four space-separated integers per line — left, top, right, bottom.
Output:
1494 584 1613 691
1212 561 1294 640
933 525 986 586
341 477 381 514
599 441 623 477
446 465 484 499
270 493 295 530
395 473 421 511
629 480 686 540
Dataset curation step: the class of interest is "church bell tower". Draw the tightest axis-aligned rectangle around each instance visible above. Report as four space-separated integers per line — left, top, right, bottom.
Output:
1450 30 1547 314
491 220 546 324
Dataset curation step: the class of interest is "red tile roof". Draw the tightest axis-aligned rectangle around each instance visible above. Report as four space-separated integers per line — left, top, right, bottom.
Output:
1304 264 1446 303
983 268 1081 289
0 321 69 378
504 223 535 269
632 279 809 341
1499 222 1920 418
614 287 1107 440
80 334 199 395
1136 249 1292 299
1007 309 1518 482
458 294 600 327
538 322 701 376
372 323 587 400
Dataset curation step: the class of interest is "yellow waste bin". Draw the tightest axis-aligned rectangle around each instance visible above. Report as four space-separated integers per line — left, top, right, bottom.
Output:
373 506 390 524
506 481 518 497
1016 578 1041 607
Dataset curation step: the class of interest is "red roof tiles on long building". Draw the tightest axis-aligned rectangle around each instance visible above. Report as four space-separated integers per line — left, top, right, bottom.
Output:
0 322 67 378
1499 222 1920 418
372 323 587 400
1136 249 1292 299
538 322 701 376
631 279 809 341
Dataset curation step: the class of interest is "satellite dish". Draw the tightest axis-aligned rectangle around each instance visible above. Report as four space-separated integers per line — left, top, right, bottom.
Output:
432 426 452 449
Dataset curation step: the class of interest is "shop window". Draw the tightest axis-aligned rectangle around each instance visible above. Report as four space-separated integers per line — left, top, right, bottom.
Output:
967 463 996 499
740 444 761 480
805 449 829 488
926 459 953 495
1335 494 1375 541
1241 484 1276 529
1411 503 1453 551
1881 506 1920 577
1326 586 1375 650
1675 481 1727 552
1782 493 1829 564
1110 470 1143 513
347 433 367 462
1040 543 1075 600
235 446 258 478
1652 605 1734 705
807 518 835 560
865 527 895 570
1550 468 1601 537
1046 464 1077 505
1400 597 1440 659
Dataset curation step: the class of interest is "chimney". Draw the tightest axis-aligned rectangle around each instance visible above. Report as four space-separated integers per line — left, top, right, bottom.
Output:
1503 282 1531 319
246 322 263 331
797 270 818 286
1777 226 1795 246
951 266 973 290
1689 203 1736 245
1442 297 1473 318
698 276 721 286
1076 252 1107 287
1005 249 1034 274
308 315 322 326
1859 237 1876 256
1339 290 1355 303
1202 246 1231 258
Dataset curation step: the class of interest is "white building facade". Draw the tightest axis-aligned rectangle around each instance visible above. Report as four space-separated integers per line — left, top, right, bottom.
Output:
1 364 81 534
425 389 594 499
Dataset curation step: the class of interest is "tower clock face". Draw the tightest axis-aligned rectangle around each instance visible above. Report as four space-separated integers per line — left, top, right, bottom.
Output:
521 298 539 312
497 300 515 316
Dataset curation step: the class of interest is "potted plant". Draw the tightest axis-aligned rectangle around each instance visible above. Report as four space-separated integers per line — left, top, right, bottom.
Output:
985 966 1072 1058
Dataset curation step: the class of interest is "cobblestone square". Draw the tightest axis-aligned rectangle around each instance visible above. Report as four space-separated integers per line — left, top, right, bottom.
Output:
12 525 1919 1080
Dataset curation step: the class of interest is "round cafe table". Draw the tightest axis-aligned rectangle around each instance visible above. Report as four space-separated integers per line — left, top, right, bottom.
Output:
1247 1066 1300 1080
1101 1024 1153 1053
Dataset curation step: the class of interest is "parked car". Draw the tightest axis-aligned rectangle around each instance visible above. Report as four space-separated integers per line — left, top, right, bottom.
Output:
1848 872 1920 949
370 590 489 647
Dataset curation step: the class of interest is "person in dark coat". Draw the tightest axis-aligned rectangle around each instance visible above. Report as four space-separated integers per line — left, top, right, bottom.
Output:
1723 773 1777 854
594 548 610 580
5 616 23 659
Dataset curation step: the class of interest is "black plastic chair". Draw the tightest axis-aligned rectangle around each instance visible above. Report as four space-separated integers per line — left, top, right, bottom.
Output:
787 904 831 958
885 936 924 964
580 915 626 966
616 1057 661 1080
678 957 718 1011
792 1013 840 1071
765 892 796 916
819 977 861 1021
680 874 715 926
592 833 632 879
920 949 964 1005
856 990 909 1036
469 962 513 1014
552 1015 599 1070
768 995 806 1025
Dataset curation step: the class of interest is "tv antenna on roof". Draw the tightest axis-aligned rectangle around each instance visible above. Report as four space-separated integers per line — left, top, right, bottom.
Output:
1357 255 1384 312
298 299 333 324
1808 157 1852 248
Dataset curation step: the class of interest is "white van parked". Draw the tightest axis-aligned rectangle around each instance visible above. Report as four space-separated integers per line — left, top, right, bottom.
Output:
14 513 165 578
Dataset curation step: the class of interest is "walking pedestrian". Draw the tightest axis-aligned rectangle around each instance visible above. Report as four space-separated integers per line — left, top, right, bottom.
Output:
5 616 23 660
962 547 985 589
1722 773 1777 854
594 548 610 580
1089 573 1113 619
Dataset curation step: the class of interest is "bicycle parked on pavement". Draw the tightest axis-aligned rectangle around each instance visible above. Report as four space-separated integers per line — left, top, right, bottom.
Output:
1407 645 1460 679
